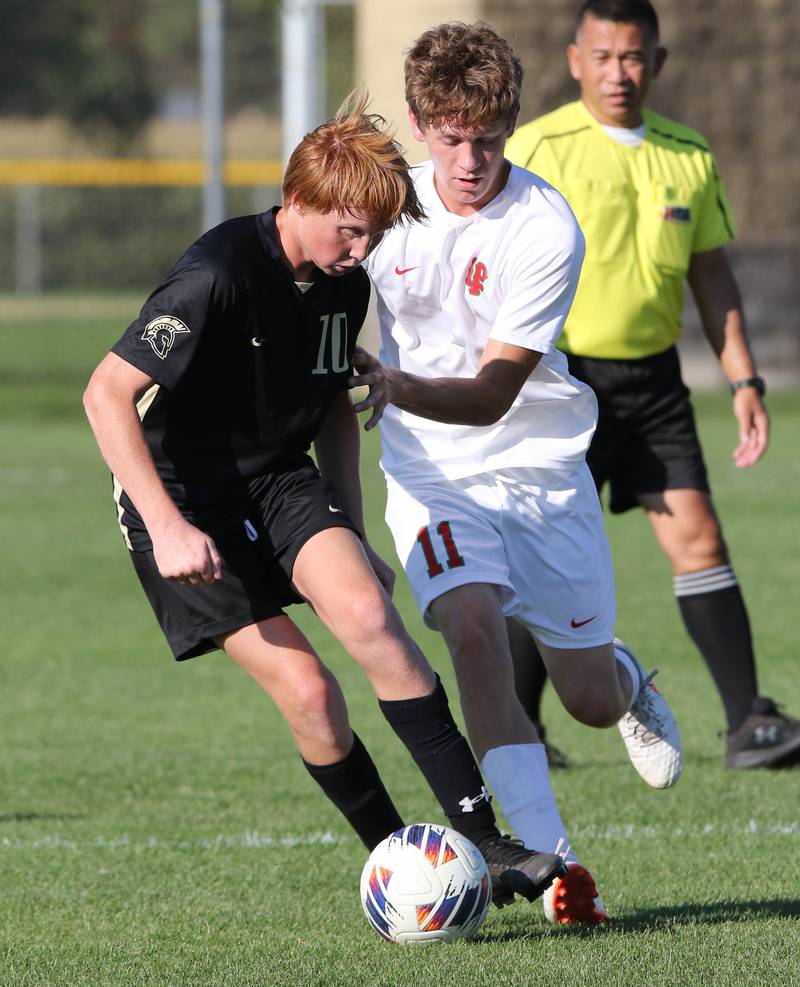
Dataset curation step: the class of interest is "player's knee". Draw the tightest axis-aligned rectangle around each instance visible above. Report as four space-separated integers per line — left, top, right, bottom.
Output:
335 585 395 647
559 688 621 729
578 704 620 729
290 672 341 729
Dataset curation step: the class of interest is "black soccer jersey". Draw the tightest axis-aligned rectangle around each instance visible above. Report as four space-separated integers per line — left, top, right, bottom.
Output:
111 207 370 547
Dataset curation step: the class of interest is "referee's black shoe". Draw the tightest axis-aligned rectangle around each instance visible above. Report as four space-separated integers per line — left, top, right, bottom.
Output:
477 835 567 907
725 697 800 769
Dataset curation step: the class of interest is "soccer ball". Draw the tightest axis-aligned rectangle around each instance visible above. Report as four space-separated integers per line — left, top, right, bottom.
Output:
360 823 491 944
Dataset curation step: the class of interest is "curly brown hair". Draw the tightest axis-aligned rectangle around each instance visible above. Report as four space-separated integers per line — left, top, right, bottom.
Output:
282 89 425 228
404 22 523 130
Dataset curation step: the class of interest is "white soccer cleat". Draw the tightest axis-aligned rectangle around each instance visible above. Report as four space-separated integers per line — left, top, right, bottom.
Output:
615 639 682 789
542 862 609 925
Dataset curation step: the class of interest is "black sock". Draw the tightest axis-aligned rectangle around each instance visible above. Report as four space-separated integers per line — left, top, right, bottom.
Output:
302 732 403 850
378 676 498 848
675 567 758 732
508 620 549 726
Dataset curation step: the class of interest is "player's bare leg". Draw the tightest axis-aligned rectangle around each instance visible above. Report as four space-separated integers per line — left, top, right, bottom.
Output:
429 583 600 916
539 637 682 790
508 618 569 768
292 526 436 699
430 583 541 759
292 528 568 900
218 616 405 849
536 640 630 728
219 616 352 763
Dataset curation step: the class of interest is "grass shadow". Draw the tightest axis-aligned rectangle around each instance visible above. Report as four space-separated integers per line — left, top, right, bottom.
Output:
611 897 800 931
477 897 800 943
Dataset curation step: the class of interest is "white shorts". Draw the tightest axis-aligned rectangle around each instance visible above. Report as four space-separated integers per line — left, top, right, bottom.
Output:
384 464 616 649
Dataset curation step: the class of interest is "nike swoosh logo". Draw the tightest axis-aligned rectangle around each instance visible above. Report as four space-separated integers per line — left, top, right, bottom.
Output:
570 615 598 628
251 337 267 347
394 265 420 275
328 504 342 513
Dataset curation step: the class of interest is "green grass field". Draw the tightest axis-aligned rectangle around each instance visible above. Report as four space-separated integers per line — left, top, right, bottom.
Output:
2 304 799 986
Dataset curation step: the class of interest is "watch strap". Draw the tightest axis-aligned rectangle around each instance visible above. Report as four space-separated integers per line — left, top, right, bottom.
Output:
730 376 766 396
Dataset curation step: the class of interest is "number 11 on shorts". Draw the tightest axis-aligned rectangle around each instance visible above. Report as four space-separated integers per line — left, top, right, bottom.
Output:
416 521 465 578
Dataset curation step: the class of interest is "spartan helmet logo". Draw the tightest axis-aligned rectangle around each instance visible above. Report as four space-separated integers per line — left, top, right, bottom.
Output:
142 315 191 359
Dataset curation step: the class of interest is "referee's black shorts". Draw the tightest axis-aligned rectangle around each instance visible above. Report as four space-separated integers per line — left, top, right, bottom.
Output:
129 462 359 661
567 345 710 514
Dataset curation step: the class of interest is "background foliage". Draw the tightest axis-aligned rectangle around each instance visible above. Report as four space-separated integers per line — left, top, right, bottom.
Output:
0 0 286 145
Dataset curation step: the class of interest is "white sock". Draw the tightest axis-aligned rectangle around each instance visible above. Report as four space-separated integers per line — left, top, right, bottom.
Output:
480 743 578 864
614 642 642 710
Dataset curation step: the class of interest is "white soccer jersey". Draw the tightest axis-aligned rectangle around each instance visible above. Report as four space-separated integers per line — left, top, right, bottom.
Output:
365 160 598 481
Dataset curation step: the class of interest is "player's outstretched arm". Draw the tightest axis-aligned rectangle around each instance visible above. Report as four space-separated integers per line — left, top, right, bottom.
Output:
349 340 541 429
83 352 222 585
688 246 770 467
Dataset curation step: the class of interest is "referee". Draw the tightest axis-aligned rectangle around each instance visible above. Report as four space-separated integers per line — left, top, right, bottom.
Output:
506 0 800 769
83 95 566 904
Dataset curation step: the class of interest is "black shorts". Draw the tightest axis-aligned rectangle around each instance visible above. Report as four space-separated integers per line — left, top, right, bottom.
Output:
129 463 359 661
567 346 710 514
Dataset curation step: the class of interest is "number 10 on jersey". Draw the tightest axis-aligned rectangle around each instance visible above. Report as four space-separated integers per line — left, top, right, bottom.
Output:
417 521 465 578
313 313 349 375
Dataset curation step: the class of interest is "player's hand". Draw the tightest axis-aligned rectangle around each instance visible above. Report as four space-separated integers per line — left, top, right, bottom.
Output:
364 541 396 597
150 517 223 585
347 346 392 431
731 388 770 468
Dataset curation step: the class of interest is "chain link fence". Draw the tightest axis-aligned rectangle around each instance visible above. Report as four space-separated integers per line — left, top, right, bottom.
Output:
0 0 354 295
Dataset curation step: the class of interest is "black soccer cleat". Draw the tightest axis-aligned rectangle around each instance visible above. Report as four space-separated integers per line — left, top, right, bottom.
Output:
477 835 568 907
725 697 800 769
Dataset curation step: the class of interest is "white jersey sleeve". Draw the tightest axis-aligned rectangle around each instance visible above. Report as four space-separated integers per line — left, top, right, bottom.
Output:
491 187 585 353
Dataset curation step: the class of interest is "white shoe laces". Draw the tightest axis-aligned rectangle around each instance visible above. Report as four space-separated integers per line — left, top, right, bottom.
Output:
554 836 572 862
626 669 669 746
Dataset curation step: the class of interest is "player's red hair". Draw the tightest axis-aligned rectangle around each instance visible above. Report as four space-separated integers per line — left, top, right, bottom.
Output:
283 90 425 228
405 22 523 130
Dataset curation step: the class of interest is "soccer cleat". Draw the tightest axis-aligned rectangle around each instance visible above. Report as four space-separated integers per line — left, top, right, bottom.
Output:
615 639 682 789
725 697 800 769
543 862 609 925
477 835 567 907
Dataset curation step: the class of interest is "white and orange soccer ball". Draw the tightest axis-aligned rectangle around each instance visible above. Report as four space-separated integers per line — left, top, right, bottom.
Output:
360 823 491 944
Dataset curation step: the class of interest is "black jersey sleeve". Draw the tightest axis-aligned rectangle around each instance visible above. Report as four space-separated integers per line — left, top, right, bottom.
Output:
111 252 235 389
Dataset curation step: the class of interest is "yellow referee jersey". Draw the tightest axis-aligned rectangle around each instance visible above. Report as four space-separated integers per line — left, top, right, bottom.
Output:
506 100 736 359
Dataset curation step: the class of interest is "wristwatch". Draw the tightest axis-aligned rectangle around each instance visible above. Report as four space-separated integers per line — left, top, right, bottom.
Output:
730 376 766 396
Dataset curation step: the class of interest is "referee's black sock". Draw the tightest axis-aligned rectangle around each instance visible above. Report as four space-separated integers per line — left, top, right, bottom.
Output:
303 732 403 850
378 676 498 847
675 565 758 733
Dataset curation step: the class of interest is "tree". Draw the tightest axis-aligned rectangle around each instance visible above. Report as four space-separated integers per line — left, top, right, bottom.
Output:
0 0 155 146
